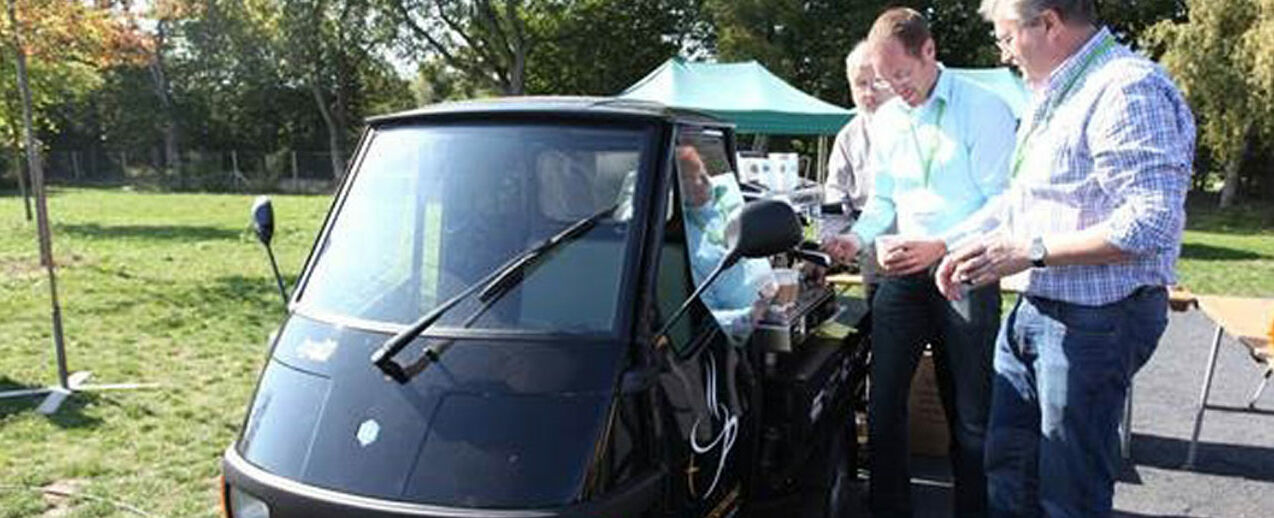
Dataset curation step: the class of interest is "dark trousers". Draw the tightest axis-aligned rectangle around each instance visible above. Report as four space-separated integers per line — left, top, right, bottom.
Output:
986 287 1166 517
868 272 1001 517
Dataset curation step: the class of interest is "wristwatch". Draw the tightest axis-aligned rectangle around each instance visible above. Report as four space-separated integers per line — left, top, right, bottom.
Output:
1028 236 1048 268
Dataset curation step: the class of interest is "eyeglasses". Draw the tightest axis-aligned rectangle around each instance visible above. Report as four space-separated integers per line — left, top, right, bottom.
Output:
992 17 1041 55
994 31 1016 54
870 78 893 93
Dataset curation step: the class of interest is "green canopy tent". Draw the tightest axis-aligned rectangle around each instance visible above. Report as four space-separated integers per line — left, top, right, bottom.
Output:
619 57 855 136
618 58 853 181
618 58 1031 180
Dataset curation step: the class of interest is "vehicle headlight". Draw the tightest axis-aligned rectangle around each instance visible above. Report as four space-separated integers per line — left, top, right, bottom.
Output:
226 485 270 518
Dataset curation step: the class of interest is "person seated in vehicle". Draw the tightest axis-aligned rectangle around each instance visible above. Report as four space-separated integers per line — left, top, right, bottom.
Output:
675 144 775 343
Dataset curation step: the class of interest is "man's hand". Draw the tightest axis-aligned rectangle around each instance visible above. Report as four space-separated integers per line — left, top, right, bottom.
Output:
936 236 1031 300
821 233 861 266
878 238 947 276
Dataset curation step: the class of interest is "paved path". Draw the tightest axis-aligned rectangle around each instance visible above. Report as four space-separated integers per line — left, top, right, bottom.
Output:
849 307 1274 517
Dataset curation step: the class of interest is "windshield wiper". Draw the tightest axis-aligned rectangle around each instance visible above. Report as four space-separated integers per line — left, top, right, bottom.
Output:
371 202 621 383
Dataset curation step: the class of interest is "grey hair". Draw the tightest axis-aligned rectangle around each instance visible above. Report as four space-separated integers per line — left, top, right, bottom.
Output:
844 40 871 76
978 0 1096 24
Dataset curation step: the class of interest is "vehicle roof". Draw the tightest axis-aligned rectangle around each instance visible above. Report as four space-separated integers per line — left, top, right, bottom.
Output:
367 96 728 127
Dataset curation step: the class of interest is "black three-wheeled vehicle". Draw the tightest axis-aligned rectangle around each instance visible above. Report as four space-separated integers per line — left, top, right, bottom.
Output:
221 97 869 518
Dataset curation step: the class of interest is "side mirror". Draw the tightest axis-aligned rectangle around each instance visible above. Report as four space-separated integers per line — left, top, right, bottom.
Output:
249 195 289 307
724 198 803 265
251 196 275 246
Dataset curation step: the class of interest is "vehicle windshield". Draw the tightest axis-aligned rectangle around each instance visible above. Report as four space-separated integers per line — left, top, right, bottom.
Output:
297 122 651 334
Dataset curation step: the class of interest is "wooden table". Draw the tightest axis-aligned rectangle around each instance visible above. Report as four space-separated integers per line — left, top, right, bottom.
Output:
1186 295 1274 468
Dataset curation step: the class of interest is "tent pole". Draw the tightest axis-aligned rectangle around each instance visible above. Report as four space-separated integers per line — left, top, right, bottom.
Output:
816 136 828 184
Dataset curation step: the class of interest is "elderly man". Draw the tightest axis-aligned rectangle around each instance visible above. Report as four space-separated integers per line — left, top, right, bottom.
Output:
823 7 1016 517
826 40 895 212
825 40 895 301
935 1 1196 516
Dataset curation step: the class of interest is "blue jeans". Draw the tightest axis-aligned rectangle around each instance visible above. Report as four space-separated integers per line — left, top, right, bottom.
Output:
868 272 1000 517
986 286 1167 517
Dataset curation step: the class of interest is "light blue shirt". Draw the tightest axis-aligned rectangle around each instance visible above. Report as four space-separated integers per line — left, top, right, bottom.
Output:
683 175 771 343
851 67 1016 246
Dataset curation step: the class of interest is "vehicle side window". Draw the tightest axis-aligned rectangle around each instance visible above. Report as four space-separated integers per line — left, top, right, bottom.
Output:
673 130 773 346
653 179 700 355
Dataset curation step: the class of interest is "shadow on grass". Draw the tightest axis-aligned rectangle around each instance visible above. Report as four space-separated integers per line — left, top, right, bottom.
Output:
58 223 241 242
0 377 104 429
0 188 62 199
138 274 294 333
1128 432 1274 483
196 274 296 309
1180 242 1272 261
1186 193 1274 235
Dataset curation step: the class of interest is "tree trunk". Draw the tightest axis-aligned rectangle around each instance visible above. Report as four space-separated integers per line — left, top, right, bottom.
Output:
4 104 31 220
163 124 179 186
1219 133 1250 209
510 44 526 95
310 81 346 179
149 20 182 189
10 0 69 387
14 147 31 220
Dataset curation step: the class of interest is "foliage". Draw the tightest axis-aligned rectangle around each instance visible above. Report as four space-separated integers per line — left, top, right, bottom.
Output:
385 0 536 95
0 0 143 161
705 0 884 106
704 1 1007 108
4 0 1221 194
523 0 701 96
1100 0 1188 46
1146 0 1274 202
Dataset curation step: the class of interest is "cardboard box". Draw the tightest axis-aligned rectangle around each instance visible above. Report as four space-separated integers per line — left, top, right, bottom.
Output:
908 351 950 457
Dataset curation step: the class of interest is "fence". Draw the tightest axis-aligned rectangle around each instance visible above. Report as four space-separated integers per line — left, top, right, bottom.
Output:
36 148 352 193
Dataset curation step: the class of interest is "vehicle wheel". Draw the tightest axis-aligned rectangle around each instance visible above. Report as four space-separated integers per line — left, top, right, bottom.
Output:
805 419 859 518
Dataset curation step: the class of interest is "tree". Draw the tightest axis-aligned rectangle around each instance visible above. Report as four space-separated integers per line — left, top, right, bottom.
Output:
139 0 193 186
1100 0 1188 45
1 0 142 216
706 1 1002 108
523 0 702 96
387 0 534 95
1146 0 1274 207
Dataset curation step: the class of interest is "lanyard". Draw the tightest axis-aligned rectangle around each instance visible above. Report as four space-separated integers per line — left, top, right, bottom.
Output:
908 97 947 187
1011 33 1117 179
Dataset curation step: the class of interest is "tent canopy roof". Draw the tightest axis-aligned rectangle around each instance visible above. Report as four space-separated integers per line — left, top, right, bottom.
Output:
619 58 853 135
619 58 1031 136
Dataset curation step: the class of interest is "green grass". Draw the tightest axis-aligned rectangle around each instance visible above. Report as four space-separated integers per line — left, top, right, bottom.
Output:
0 187 1270 517
1180 196 1274 296
1 187 329 517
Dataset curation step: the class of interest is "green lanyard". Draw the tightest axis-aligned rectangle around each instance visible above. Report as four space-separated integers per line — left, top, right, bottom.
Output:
1011 33 1117 179
908 98 947 187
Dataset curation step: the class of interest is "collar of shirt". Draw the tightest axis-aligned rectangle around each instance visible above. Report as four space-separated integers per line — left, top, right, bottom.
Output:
899 64 951 123
1034 27 1113 111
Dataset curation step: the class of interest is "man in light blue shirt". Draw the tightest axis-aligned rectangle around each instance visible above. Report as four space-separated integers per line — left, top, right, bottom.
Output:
822 7 1016 517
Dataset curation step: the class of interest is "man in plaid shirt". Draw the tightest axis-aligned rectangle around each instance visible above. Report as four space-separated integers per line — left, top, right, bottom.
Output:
935 0 1196 515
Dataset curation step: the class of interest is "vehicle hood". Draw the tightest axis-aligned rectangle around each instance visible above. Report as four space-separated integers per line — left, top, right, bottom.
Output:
235 314 623 508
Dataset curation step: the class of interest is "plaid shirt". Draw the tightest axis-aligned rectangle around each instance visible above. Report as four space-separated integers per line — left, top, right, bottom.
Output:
948 28 1196 305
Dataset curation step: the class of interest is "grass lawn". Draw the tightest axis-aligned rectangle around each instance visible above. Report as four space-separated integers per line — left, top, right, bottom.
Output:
0 187 1271 517
1 188 329 517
